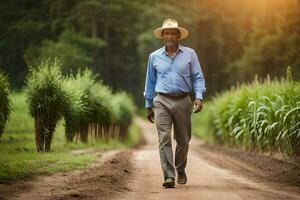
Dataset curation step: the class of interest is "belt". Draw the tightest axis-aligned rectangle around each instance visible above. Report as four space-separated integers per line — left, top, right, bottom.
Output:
158 92 188 100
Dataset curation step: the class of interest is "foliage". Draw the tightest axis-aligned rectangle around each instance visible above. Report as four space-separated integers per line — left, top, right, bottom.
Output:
0 87 140 180
24 56 136 150
1 0 299 105
64 69 136 142
64 69 114 142
111 92 136 139
25 59 70 151
196 71 300 156
0 71 10 137
4 92 33 134
25 30 106 74
0 120 140 180
228 6 300 83
0 0 52 88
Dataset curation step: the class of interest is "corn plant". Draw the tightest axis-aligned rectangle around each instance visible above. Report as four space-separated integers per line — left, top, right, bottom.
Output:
202 70 300 156
25 59 70 152
0 72 10 137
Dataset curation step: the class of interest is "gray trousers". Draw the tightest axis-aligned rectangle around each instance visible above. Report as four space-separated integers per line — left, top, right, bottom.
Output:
153 94 192 180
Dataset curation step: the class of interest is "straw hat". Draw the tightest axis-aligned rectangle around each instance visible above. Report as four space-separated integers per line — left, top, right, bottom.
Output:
153 19 189 40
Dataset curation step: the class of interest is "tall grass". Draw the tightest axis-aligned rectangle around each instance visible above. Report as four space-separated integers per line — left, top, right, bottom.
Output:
0 71 11 137
25 58 136 151
64 70 114 142
111 92 136 140
193 69 300 156
4 92 33 133
65 71 136 142
25 59 70 152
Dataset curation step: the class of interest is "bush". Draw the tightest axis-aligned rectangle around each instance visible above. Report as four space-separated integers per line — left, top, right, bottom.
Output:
25 59 70 152
25 59 136 148
64 70 114 142
111 92 136 140
0 71 11 137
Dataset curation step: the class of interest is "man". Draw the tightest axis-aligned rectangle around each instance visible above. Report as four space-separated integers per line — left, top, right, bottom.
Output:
144 19 206 188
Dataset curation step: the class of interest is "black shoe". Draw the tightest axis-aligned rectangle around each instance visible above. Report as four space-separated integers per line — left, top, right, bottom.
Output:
177 171 187 184
162 178 175 188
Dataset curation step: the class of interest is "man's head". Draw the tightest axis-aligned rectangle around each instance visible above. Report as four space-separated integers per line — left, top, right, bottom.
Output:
153 19 188 41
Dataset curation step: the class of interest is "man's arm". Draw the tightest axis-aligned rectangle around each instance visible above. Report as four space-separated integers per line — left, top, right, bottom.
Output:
191 50 206 113
144 54 157 122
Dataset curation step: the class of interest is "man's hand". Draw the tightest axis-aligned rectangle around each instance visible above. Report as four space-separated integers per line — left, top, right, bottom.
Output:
146 108 155 123
193 99 203 113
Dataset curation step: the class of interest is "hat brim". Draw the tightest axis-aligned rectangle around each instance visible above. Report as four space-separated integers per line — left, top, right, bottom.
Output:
153 27 189 40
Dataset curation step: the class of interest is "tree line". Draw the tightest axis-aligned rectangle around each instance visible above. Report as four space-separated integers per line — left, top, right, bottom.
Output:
0 0 299 105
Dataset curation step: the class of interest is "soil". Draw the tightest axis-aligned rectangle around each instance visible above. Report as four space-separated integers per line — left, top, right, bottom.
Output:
193 142 300 187
0 117 299 200
0 149 133 200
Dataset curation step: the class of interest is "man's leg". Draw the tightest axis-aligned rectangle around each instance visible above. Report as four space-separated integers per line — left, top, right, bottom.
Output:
172 97 192 182
154 95 175 181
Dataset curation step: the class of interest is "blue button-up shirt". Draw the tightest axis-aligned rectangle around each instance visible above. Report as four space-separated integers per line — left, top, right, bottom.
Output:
144 44 206 108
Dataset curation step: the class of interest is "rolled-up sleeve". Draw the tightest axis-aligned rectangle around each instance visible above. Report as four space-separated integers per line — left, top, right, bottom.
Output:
144 54 157 108
191 50 206 100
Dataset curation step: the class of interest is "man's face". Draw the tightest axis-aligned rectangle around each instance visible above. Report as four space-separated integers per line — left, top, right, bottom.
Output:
161 29 180 46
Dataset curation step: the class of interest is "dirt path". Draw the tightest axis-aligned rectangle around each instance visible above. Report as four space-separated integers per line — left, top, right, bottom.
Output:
113 118 300 200
1 117 299 200
12 149 133 200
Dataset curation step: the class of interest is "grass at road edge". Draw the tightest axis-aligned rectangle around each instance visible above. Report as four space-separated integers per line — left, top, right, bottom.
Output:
0 120 140 181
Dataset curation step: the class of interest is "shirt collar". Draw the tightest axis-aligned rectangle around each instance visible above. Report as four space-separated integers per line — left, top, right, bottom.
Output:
161 44 184 55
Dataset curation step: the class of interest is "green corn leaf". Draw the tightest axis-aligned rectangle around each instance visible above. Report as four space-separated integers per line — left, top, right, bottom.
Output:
283 107 300 124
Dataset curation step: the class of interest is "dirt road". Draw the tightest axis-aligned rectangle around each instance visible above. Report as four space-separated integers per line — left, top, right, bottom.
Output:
113 118 300 200
1 118 300 200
